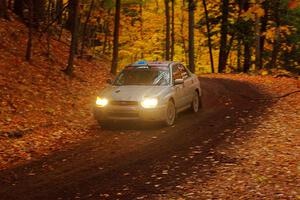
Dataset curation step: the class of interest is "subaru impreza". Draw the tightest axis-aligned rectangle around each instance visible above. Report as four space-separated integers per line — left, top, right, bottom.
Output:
94 61 202 126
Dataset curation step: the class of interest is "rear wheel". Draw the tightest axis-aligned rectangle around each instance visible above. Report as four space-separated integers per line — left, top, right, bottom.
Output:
165 100 176 126
191 91 201 113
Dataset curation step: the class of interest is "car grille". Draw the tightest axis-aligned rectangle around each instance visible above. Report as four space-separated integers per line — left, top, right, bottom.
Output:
108 112 139 118
110 101 139 106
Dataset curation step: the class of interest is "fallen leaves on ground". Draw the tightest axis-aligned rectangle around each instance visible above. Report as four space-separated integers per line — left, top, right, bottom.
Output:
1 16 300 199
154 74 300 199
0 16 111 169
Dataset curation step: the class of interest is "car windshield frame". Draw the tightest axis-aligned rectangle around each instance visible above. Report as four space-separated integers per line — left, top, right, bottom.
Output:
113 65 171 86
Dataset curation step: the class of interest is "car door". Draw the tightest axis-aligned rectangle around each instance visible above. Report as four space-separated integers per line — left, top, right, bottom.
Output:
172 64 185 109
178 64 194 106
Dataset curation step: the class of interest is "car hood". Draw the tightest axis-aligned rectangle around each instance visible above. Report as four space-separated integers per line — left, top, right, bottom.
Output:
100 85 169 101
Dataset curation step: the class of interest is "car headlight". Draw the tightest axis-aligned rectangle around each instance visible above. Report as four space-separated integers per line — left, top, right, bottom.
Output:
141 98 158 108
96 97 108 107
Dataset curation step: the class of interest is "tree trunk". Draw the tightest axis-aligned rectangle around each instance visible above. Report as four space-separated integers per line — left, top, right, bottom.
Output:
171 0 175 60
270 0 281 69
188 0 195 72
225 34 235 64
180 0 187 63
259 0 269 68
242 0 251 72
254 13 261 70
237 38 242 72
65 1 74 30
80 0 94 58
237 0 245 72
64 0 79 76
56 0 63 24
164 0 170 60
243 40 251 72
111 0 121 75
13 0 45 26
13 0 24 18
218 0 229 73
202 0 214 73
139 3 144 59
32 0 46 27
0 0 9 19
46 0 51 58
25 0 33 61
8 0 13 9
50 0 55 20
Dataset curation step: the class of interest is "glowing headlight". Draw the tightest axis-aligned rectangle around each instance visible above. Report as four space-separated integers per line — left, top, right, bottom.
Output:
141 98 158 108
96 97 108 107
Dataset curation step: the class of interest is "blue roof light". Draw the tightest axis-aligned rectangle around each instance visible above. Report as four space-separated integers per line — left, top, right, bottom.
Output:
136 60 148 65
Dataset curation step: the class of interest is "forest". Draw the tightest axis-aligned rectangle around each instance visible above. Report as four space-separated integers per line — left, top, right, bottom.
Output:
1 0 300 75
0 0 300 199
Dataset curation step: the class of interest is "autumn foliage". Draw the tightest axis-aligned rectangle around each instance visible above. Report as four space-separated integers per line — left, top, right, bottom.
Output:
0 3 300 200
0 16 110 169
0 0 300 171
1 0 300 74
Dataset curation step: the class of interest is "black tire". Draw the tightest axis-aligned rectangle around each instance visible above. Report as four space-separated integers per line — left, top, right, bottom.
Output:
165 100 176 126
191 91 201 113
97 120 111 129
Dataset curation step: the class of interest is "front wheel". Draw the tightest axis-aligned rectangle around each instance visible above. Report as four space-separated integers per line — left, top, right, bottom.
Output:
165 100 176 126
97 120 111 129
191 91 201 113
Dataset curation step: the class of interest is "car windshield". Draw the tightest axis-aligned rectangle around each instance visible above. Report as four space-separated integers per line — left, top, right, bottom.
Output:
114 66 170 86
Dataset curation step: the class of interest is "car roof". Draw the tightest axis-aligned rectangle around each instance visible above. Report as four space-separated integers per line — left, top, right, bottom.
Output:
127 61 178 68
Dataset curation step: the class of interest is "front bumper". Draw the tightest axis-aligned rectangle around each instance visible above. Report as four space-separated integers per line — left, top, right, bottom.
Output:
94 104 167 122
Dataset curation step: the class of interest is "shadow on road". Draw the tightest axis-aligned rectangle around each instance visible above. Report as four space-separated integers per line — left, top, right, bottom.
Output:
0 77 273 200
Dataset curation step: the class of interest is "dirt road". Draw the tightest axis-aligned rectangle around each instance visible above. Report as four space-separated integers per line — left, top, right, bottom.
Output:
0 77 270 200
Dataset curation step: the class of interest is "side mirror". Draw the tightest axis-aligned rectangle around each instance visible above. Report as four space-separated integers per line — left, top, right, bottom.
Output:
106 79 112 84
174 79 184 85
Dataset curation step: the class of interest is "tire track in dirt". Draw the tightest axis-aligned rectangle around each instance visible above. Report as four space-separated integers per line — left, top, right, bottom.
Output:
0 77 272 200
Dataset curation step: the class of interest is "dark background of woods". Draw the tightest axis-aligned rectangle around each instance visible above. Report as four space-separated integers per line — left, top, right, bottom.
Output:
0 0 300 76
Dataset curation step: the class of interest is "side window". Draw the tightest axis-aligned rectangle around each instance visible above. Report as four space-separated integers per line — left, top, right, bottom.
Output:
178 64 190 80
172 65 182 80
